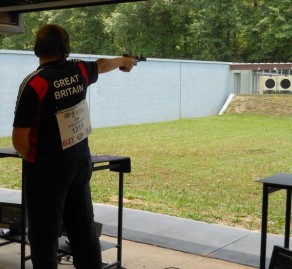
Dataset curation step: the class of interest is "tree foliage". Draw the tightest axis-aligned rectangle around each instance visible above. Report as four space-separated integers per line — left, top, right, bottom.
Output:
0 0 291 62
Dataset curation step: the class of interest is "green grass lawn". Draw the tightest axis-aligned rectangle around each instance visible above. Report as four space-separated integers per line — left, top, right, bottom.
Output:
1 114 292 234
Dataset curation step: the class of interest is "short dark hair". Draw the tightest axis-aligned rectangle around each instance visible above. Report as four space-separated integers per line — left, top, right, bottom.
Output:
34 24 70 58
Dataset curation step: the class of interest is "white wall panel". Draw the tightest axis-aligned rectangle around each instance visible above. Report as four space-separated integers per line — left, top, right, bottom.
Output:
0 50 231 137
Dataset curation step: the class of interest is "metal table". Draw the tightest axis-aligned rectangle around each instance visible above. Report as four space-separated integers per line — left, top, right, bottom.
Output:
0 148 131 269
257 173 292 269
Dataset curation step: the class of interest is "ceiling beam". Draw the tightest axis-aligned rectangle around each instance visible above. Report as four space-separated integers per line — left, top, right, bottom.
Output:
0 0 145 13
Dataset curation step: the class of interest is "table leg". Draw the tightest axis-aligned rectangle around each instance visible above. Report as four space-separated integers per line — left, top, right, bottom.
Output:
260 185 268 269
285 189 291 248
117 172 124 269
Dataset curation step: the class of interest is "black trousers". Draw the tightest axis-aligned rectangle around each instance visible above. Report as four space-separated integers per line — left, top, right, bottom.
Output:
25 156 102 269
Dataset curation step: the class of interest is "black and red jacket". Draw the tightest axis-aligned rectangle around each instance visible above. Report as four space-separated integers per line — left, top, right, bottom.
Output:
13 59 98 163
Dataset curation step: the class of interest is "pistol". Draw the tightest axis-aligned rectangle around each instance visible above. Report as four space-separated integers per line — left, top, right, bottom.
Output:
120 53 147 72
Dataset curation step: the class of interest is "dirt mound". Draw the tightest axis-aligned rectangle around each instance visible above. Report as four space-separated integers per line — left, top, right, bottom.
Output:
224 94 292 116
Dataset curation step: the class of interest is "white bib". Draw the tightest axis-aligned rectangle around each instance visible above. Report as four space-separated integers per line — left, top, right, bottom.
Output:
55 100 92 150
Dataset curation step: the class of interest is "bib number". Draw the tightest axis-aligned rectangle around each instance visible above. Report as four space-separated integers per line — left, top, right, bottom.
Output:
56 100 92 149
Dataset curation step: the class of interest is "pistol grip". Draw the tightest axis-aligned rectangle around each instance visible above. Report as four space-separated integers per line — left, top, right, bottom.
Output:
119 67 131 72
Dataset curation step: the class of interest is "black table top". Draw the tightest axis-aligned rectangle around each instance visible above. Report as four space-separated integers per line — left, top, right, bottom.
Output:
256 173 292 188
91 154 131 173
0 148 19 158
0 148 131 173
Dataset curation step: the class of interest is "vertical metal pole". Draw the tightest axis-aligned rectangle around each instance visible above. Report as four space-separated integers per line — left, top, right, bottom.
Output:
117 172 124 269
260 185 268 269
285 189 291 248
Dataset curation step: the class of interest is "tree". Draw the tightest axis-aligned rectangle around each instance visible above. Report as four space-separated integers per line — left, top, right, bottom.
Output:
104 0 193 58
44 6 116 55
239 0 292 62
1 12 50 50
0 6 116 55
185 0 245 61
0 0 291 62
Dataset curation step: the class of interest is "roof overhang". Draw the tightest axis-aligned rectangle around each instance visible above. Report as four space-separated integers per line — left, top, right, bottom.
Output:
0 0 145 13
230 63 292 71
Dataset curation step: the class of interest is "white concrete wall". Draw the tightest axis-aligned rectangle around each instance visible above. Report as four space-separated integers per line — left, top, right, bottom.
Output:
181 60 230 117
0 50 231 137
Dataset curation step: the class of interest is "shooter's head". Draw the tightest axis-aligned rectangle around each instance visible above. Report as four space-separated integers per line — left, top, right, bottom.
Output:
34 24 70 59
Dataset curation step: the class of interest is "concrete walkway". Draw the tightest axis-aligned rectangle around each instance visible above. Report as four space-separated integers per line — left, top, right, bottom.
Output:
0 236 255 269
95 203 285 268
0 188 287 268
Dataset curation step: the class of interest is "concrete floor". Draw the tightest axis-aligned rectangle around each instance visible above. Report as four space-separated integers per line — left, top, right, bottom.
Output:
0 235 255 269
